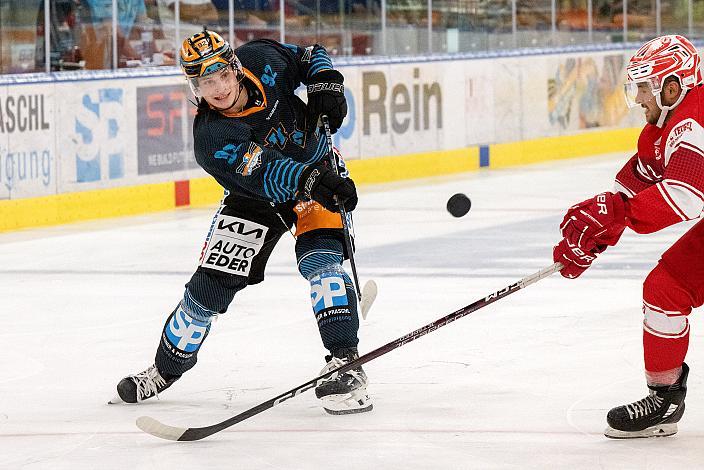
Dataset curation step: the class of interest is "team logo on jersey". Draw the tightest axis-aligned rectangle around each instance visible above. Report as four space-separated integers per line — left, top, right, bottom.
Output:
237 143 263 176
266 123 288 149
265 122 306 149
290 125 305 147
214 143 243 165
654 137 662 160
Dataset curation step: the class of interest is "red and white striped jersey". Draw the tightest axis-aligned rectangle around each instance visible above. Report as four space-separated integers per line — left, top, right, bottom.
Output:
614 85 704 233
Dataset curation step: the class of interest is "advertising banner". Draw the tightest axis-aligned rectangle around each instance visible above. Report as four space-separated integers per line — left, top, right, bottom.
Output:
55 81 136 193
352 62 449 159
462 59 497 147
2 46 645 205
516 55 554 142
0 84 56 199
490 58 524 144
331 64 361 160
137 84 199 175
544 51 641 135
0 85 7 200
439 59 470 150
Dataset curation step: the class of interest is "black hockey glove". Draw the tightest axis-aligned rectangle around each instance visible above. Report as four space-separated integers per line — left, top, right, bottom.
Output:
298 163 358 213
307 69 347 133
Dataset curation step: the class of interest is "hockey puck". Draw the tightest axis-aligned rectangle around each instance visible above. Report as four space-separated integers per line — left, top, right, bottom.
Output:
447 193 471 217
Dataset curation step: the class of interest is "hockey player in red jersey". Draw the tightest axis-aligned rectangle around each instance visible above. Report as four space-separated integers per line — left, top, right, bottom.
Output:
553 35 703 438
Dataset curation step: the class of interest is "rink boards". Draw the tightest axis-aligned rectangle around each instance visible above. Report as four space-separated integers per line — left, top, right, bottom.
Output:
0 46 643 231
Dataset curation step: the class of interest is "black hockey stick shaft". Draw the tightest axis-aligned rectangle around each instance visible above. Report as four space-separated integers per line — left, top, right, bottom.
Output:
320 114 363 301
136 262 563 441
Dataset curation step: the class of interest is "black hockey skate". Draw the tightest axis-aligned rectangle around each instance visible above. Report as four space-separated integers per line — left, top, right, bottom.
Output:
605 363 689 439
315 348 373 415
109 364 180 404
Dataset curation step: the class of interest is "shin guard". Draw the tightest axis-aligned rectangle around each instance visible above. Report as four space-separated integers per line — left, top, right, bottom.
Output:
297 234 359 352
155 289 216 377
642 263 692 376
309 265 360 351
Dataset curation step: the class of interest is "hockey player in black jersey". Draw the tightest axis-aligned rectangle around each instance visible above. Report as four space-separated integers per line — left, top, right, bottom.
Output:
109 30 371 415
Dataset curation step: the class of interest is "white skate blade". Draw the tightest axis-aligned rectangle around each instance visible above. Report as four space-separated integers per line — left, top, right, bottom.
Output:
360 280 378 320
604 422 678 439
108 395 125 404
322 398 373 415
320 389 373 415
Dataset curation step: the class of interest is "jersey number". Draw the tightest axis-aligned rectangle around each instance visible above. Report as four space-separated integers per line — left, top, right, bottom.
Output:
261 65 277 87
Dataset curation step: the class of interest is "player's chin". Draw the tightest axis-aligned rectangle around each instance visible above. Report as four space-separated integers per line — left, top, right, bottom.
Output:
645 110 659 125
207 93 236 110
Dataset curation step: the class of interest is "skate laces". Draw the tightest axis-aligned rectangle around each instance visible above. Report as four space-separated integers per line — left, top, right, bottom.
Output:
133 366 167 402
319 356 367 386
320 356 346 374
625 391 664 420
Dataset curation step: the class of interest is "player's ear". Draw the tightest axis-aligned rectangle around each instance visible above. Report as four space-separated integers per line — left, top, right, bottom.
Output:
664 78 682 102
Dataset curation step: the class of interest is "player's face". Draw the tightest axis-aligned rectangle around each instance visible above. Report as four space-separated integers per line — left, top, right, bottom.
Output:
197 66 241 109
638 84 662 125
625 81 661 125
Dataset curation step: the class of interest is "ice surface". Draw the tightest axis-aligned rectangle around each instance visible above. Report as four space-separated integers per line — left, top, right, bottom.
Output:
1 153 702 469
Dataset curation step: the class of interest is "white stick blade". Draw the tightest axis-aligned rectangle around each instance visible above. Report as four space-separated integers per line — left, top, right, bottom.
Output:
136 416 188 441
360 280 378 320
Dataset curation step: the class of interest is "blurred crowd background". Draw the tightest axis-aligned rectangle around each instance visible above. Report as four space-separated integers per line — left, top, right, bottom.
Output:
1 0 702 74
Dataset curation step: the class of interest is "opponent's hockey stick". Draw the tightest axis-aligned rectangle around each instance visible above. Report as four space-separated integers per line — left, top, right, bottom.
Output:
136 262 563 441
320 114 363 303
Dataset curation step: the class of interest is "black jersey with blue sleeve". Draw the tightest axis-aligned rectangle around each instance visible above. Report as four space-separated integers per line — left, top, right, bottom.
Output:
191 39 340 203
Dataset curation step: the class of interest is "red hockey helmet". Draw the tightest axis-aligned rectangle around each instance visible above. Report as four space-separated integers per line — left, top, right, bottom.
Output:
624 35 702 112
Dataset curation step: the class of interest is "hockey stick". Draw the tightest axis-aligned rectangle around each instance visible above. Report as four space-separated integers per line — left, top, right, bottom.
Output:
360 279 377 320
136 262 563 441
320 114 363 303
272 118 376 316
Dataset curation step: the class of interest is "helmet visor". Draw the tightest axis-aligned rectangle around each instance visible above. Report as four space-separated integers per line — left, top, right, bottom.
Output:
624 77 661 108
188 65 238 98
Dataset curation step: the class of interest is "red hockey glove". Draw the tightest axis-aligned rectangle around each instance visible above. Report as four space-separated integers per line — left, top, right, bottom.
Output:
559 192 627 252
553 238 603 279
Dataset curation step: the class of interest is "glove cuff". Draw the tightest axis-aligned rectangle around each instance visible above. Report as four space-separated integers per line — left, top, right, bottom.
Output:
309 69 344 84
307 82 344 96
307 70 345 96
298 164 325 200
613 191 629 222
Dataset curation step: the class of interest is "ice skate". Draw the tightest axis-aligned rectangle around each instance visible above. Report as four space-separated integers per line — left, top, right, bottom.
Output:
315 348 373 415
109 364 180 404
605 363 688 439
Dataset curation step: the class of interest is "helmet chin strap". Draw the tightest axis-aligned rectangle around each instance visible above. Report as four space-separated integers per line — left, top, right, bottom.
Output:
654 88 687 128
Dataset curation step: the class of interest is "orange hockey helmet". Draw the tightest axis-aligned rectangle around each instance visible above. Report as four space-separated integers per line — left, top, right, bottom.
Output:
179 29 243 97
